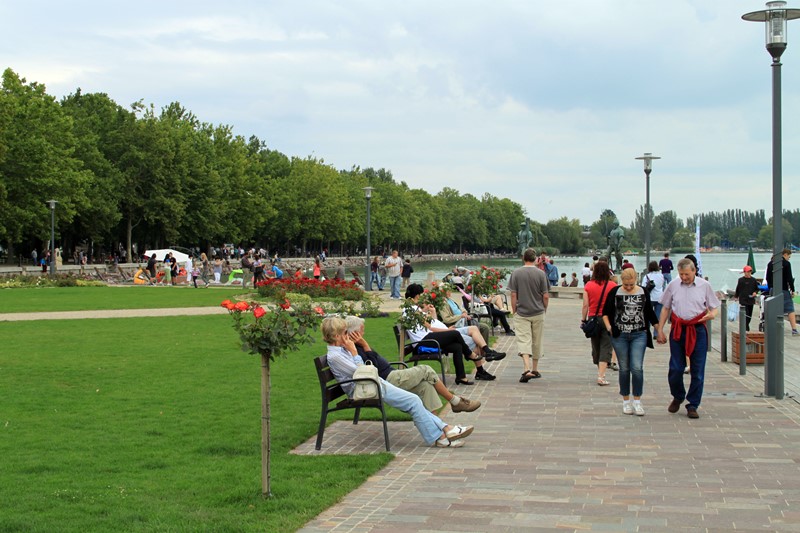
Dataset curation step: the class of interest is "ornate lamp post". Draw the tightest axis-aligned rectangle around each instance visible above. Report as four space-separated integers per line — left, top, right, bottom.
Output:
46 199 58 275
635 153 660 268
743 0 800 399
363 187 374 291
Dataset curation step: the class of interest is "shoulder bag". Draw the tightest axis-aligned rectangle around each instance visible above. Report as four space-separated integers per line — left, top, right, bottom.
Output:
352 361 381 401
580 282 608 338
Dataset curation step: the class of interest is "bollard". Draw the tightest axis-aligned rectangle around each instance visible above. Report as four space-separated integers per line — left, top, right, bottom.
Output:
739 303 747 375
720 300 727 362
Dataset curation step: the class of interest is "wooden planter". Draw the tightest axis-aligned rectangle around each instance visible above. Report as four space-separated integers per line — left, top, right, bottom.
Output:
731 332 765 364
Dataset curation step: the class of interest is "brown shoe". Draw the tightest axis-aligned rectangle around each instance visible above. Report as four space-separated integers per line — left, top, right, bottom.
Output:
668 398 682 413
451 396 481 413
687 407 700 419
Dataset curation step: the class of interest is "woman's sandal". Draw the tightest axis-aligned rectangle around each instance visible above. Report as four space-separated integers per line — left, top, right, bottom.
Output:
455 378 475 386
597 376 610 386
519 371 536 383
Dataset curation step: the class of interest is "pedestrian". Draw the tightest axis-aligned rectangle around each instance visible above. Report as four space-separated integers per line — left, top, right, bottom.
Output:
765 248 798 335
656 257 720 419
509 248 550 383
200 252 210 288
603 267 659 416
378 262 387 290
146 253 157 280
31 249 37 267
659 252 674 286
184 254 193 285
162 252 172 285
313 257 322 280
334 260 345 280
213 256 223 284
385 250 403 299
581 262 592 285
642 260 665 338
401 259 414 289
734 265 759 332
582 260 616 386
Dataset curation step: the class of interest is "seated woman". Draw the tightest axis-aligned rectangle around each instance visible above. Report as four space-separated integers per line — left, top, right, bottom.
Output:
476 293 514 336
404 284 501 385
324 316 474 448
439 285 491 344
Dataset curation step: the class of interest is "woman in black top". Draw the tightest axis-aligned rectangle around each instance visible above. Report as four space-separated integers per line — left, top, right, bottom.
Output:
734 266 760 331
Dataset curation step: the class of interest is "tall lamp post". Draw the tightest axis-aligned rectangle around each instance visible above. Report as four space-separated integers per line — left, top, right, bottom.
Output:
46 199 58 275
743 0 800 400
635 153 660 268
363 187 374 291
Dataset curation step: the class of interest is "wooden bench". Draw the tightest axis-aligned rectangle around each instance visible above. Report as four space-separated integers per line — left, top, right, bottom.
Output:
548 286 584 299
393 325 448 385
313 354 391 451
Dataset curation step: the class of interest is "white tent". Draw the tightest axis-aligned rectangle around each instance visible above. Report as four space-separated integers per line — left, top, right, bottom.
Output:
143 249 191 264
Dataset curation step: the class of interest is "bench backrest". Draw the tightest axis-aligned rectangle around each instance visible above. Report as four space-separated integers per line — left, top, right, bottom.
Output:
314 355 347 405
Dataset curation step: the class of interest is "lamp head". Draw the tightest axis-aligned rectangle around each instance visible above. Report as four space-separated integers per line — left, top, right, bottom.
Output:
635 152 661 172
362 186 374 199
743 1 800 59
46 199 58 209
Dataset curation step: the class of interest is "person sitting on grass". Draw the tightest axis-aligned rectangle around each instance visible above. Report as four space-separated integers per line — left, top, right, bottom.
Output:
344 316 480 413
324 316 475 448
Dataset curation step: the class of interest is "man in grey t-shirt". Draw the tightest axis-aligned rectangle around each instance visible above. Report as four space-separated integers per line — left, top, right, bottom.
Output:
509 248 550 382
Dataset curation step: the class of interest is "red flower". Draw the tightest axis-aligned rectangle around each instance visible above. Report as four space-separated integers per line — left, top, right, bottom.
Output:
234 301 250 312
220 299 235 310
314 306 325 316
253 306 266 319
430 293 436 299
279 299 291 310
493 285 497 289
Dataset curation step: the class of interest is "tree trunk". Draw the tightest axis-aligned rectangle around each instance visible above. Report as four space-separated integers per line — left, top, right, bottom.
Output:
126 217 133 264
261 352 272 498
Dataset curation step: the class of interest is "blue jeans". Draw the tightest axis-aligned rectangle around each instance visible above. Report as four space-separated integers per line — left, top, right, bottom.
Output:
652 302 663 335
389 275 401 298
668 323 708 410
663 273 672 287
370 271 379 289
611 330 647 397
380 379 446 445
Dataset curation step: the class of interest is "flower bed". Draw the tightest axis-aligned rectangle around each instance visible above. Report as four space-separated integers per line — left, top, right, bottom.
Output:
256 277 363 301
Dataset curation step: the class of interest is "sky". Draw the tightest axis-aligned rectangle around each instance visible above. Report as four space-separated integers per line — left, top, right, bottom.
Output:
2 0 799 227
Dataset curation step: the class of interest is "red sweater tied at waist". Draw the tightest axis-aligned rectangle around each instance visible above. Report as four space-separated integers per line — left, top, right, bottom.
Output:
670 311 707 358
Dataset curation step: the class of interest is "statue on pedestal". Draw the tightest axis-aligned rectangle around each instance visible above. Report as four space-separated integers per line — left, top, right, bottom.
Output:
517 218 533 256
606 219 625 272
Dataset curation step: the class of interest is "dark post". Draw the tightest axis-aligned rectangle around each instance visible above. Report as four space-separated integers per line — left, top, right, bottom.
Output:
739 303 747 375
47 200 58 276
363 187 374 291
720 300 727 362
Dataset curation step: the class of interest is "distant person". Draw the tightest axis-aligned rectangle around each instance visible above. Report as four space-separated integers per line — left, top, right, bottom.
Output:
559 272 568 287
146 253 157 279
213 256 223 283
621 258 634 270
370 256 380 289
385 250 403 299
401 259 414 289
659 252 674 286
378 262 388 290
684 254 701 278
545 259 559 286
582 260 617 386
200 252 211 288
656 258 720 419
569 273 579 287
643 261 665 338
313 257 322 280
334 260 345 280
184 254 194 286
581 263 592 285
734 265 759 332
765 248 798 336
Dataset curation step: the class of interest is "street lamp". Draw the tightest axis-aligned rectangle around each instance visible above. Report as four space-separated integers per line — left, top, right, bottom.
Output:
743 0 800 400
46 199 58 275
363 187 374 291
635 152 660 268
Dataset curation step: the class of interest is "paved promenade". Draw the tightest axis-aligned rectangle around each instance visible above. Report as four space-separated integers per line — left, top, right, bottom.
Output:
298 298 800 533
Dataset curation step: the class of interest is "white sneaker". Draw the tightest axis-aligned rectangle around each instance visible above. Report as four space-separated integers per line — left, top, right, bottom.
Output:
633 403 645 416
622 402 634 415
434 438 465 448
445 425 474 441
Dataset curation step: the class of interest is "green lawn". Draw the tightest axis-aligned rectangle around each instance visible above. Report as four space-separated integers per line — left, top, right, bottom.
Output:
0 286 251 313
0 313 408 532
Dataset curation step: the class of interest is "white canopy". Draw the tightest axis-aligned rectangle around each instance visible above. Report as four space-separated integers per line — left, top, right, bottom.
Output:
143 249 191 264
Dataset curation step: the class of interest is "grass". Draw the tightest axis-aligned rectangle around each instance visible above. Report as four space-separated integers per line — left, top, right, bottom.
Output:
0 286 252 313
0 313 409 532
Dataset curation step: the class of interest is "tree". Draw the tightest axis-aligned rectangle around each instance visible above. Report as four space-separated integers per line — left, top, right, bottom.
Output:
654 210 680 249
728 227 752 248
543 217 582 253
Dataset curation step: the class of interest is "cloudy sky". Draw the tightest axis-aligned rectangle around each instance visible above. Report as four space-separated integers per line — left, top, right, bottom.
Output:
3 0 799 227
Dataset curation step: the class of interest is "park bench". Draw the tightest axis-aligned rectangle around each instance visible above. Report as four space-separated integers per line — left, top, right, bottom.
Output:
313 354 392 451
393 325 448 385
350 270 366 287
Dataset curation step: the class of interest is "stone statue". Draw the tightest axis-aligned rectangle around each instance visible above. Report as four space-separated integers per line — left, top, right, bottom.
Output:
517 218 533 255
606 219 625 272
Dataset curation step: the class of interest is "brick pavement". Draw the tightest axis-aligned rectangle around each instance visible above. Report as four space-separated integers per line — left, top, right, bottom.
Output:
298 298 800 532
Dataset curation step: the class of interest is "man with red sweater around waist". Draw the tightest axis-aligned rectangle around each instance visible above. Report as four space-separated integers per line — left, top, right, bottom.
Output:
656 258 720 419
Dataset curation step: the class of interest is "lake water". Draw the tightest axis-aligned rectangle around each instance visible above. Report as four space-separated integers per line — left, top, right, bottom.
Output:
406 253 781 292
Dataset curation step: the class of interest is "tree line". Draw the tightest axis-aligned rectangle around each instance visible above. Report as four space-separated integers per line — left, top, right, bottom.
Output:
1 67 796 263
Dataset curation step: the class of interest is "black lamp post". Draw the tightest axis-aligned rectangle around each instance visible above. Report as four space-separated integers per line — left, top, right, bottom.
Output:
363 187 374 291
743 0 800 399
635 153 660 268
46 199 58 275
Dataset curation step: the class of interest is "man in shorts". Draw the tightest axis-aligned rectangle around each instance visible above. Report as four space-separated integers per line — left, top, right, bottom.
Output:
508 248 550 383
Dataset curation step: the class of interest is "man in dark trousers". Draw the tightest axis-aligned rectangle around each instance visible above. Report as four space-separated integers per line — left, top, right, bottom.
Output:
765 248 798 335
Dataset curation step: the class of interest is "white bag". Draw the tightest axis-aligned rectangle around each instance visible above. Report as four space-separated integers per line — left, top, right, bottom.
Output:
728 301 739 322
352 361 381 400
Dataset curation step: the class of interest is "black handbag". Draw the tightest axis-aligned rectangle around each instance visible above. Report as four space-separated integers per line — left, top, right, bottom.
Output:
581 282 608 338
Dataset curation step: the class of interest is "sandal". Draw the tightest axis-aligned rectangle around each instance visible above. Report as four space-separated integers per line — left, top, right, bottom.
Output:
597 377 609 386
529 370 541 379
455 378 475 386
519 371 536 383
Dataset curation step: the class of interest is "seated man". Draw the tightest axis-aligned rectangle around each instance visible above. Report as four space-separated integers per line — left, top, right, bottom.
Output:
344 316 480 413
324 316 474 448
405 284 504 385
439 285 492 343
